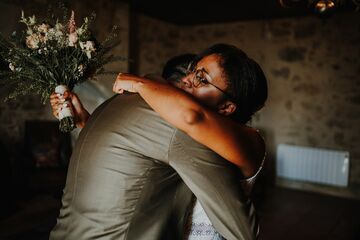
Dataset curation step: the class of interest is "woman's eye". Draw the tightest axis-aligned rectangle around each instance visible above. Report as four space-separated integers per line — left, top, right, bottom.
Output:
200 78 208 84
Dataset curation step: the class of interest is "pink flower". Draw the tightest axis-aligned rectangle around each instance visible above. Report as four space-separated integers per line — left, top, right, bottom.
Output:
26 33 40 49
68 32 78 46
68 10 76 34
37 23 50 33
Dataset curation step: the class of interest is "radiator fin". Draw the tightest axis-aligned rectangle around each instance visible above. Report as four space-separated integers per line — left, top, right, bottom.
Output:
276 144 349 187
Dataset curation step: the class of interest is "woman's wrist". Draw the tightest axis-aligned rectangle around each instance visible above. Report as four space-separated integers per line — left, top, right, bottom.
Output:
133 81 144 92
76 107 90 129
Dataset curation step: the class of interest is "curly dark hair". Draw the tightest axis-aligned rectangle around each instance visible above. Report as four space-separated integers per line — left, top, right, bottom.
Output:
191 43 268 124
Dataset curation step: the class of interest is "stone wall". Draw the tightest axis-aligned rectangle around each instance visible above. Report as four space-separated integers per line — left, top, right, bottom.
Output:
135 13 360 196
134 14 182 76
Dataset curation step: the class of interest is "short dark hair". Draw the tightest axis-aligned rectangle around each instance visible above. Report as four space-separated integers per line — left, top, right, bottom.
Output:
162 54 196 81
192 43 268 124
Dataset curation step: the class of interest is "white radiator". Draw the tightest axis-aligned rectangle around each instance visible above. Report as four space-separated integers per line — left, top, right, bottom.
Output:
276 144 350 187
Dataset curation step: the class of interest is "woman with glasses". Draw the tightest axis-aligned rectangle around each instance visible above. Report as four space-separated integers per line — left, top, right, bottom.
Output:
113 43 268 239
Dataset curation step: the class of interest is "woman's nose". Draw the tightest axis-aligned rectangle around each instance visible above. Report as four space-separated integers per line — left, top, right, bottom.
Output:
181 75 193 88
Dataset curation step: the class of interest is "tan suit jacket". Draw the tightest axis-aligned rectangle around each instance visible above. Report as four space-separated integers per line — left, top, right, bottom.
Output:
50 94 257 240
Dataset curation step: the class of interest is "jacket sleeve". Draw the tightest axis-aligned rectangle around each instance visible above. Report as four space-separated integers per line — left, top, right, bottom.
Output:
168 129 258 240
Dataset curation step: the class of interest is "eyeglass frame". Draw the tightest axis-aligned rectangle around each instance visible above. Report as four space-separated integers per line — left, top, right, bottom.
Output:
186 65 236 102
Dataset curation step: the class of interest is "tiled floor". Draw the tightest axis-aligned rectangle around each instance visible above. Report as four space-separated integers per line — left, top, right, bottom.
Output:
0 187 359 240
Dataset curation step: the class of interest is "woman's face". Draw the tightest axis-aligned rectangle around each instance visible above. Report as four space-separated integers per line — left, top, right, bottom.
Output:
177 54 229 108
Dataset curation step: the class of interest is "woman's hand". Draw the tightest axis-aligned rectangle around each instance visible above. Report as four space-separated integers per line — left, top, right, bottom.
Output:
113 73 144 94
49 91 90 129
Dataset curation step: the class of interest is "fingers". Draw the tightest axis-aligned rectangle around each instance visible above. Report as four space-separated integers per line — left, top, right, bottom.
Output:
50 91 66 119
52 106 61 119
113 84 124 94
63 91 70 99
50 95 65 107
69 92 86 114
51 99 61 119
113 72 144 94
113 79 124 94
113 81 117 93
113 73 123 93
50 92 58 99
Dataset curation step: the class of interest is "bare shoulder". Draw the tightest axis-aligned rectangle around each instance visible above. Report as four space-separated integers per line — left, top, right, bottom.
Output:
250 127 265 151
248 127 266 155
241 126 266 173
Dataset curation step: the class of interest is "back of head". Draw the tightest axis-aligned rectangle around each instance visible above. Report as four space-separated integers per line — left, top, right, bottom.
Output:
162 54 196 81
194 43 268 124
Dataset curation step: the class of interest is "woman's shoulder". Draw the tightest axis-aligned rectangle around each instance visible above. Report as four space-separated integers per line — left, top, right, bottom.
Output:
252 128 266 153
238 125 266 176
237 127 266 195
239 125 266 153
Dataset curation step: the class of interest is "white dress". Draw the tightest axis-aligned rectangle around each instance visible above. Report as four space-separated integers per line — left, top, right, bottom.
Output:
185 152 266 240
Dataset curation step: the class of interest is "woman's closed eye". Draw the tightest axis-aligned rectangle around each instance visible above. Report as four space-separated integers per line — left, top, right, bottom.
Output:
195 71 210 86
199 77 209 85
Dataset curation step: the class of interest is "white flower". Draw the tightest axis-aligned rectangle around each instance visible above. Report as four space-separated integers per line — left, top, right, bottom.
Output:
55 30 64 38
53 24 64 41
78 64 84 76
48 28 55 34
80 41 96 59
9 63 15 71
76 27 86 37
55 23 64 31
26 33 40 49
46 28 56 40
20 11 36 27
26 28 33 35
85 51 91 59
86 41 95 50
68 32 78 47
78 64 84 72
29 15 36 25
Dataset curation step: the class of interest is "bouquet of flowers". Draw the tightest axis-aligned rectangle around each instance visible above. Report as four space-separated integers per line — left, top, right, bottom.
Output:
0 6 122 132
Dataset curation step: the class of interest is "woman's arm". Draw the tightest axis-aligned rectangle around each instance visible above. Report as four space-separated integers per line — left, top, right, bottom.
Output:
113 73 265 177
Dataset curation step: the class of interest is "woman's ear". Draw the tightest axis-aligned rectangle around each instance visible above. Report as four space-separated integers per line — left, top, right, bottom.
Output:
218 100 237 116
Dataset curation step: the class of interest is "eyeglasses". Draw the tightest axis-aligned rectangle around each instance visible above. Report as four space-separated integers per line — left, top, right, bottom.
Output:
186 67 235 101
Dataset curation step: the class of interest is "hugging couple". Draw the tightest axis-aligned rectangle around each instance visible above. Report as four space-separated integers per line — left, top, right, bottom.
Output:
49 43 268 240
